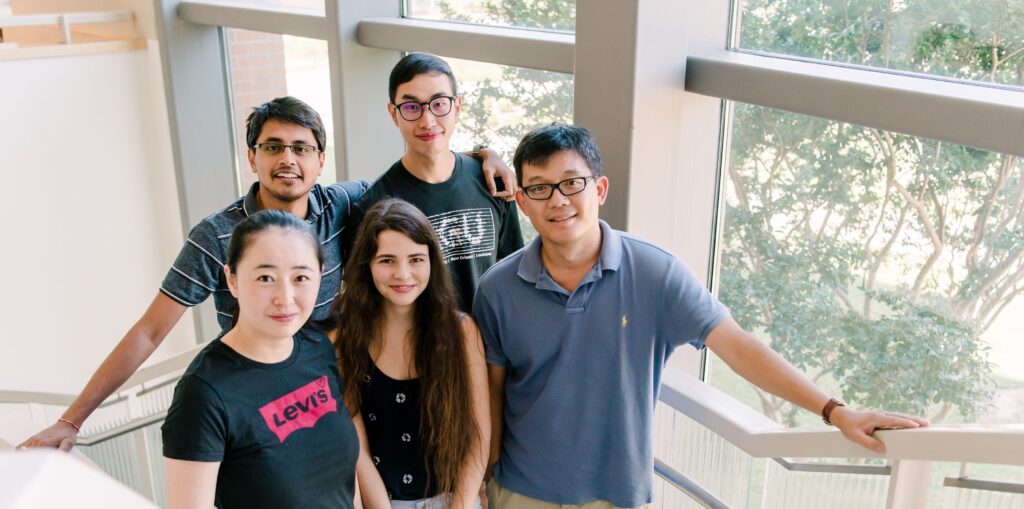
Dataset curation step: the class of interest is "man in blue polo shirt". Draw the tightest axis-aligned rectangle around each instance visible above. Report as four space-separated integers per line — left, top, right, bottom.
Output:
473 124 928 508
21 96 515 452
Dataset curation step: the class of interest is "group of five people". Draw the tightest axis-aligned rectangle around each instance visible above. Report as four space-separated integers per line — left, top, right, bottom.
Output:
20 52 927 509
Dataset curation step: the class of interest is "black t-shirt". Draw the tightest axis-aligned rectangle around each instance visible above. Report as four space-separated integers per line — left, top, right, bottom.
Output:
345 153 524 311
162 329 358 509
360 363 434 500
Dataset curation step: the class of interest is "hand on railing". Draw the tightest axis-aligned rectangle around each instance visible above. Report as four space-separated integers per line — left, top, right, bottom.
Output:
822 406 929 453
17 419 79 451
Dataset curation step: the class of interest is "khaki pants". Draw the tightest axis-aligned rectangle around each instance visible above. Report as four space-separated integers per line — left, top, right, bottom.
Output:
486 479 648 509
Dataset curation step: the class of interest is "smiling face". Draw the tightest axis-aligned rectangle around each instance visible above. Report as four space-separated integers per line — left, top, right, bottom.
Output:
516 149 609 249
370 229 431 311
388 72 461 160
225 228 322 341
247 119 325 209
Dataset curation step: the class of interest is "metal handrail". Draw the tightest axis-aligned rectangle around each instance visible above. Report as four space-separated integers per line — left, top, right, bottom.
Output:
772 457 892 476
943 476 1024 495
76 412 167 447
654 459 732 509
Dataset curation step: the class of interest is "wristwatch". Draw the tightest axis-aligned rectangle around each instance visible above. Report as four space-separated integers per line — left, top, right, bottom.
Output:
472 143 488 159
822 397 846 426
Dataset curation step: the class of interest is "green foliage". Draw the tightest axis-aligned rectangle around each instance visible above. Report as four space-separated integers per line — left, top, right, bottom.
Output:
832 292 994 419
438 0 575 31
723 0 1024 424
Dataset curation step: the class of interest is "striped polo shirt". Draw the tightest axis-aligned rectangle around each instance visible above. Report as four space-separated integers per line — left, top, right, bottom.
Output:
160 181 368 331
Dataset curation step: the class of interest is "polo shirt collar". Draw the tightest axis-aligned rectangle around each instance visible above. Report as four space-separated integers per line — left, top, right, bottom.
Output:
517 220 623 288
241 182 322 222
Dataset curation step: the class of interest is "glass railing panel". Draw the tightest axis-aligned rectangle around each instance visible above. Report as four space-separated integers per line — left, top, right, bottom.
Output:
78 433 149 497
762 459 889 509
76 421 167 504
942 486 1024 509
653 401 755 508
931 462 1024 509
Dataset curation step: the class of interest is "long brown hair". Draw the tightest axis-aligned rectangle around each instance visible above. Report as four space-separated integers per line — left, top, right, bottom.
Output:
333 198 478 498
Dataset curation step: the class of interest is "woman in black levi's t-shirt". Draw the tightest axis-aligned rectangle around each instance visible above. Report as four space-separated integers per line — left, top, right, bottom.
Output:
333 199 489 509
161 210 359 509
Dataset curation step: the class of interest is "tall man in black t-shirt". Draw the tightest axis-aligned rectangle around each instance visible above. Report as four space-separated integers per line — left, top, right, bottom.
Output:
346 53 525 311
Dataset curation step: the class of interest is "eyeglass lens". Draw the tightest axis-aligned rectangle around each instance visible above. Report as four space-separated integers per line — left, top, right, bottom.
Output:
397 97 453 121
257 143 317 156
525 177 590 199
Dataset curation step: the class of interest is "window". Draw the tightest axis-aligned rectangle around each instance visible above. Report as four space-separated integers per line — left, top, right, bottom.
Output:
405 0 575 32
710 103 1022 427
736 0 1024 89
226 29 335 191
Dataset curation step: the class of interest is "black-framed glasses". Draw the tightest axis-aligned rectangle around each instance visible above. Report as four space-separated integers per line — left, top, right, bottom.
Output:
393 96 455 121
522 176 598 200
254 143 320 157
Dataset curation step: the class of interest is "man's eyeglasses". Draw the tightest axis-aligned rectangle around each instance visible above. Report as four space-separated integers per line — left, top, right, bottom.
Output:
522 176 598 200
254 143 320 157
393 96 455 121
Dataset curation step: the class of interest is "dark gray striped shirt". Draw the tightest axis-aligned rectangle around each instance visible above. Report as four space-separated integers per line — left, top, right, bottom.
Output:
160 181 368 331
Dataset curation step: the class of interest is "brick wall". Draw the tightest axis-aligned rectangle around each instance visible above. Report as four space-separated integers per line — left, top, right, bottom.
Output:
228 28 288 190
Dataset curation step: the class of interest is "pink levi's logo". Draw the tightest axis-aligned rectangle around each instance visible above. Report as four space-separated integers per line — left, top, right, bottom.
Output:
259 375 338 443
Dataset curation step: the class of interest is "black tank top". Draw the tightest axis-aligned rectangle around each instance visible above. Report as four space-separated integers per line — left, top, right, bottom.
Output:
360 362 436 500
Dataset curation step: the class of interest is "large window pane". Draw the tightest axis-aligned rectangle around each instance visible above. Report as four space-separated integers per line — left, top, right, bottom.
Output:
406 0 575 32
226 29 335 192
736 0 1024 89
711 102 1023 429
443 56 573 240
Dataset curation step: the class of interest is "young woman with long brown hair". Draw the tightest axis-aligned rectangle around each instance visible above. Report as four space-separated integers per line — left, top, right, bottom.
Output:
333 198 489 509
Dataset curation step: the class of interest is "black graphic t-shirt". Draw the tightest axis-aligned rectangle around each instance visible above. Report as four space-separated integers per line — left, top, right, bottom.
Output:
162 329 358 509
345 153 524 311
360 363 434 500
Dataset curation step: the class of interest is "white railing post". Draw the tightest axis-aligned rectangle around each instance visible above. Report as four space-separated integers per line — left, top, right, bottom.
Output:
58 13 71 43
886 460 932 509
131 428 156 500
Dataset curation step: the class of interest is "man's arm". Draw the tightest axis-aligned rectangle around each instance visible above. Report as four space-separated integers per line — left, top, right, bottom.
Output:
705 317 928 452
469 147 517 201
486 364 506 474
18 292 187 450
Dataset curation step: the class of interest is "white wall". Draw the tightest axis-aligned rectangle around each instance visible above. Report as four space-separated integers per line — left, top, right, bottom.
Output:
0 46 196 394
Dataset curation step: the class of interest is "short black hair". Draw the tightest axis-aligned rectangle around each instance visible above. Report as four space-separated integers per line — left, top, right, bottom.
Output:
512 124 604 186
388 52 458 104
225 209 323 274
245 96 327 152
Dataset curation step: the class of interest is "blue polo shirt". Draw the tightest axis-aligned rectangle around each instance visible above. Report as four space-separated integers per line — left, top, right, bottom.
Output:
473 221 729 507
